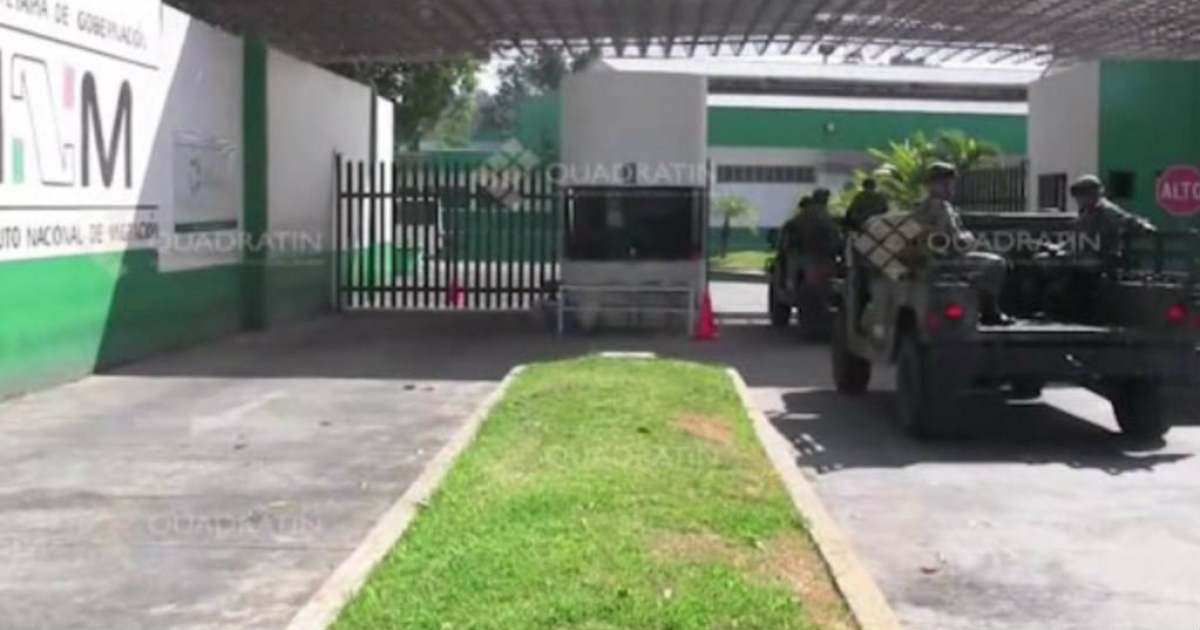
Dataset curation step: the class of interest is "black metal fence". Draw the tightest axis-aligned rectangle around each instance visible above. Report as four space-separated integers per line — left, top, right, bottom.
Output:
335 157 560 311
956 162 1028 213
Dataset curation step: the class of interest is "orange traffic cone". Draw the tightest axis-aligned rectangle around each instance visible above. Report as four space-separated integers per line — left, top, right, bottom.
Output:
693 289 719 341
447 282 465 308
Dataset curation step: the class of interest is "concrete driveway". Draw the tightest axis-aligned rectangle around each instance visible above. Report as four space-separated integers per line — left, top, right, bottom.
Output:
0 278 1195 630
0 318 507 630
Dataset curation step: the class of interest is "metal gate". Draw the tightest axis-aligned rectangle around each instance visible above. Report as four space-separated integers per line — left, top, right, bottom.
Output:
335 156 561 311
956 162 1028 213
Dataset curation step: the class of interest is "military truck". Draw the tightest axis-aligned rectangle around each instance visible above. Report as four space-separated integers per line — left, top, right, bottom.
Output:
765 229 838 339
831 212 1200 440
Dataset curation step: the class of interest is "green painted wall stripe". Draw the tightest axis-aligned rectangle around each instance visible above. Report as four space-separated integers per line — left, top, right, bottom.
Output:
708 106 1028 154
241 36 269 331
0 251 240 400
1098 60 1200 229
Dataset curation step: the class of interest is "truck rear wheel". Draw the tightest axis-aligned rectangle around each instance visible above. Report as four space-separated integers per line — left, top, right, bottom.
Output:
769 286 792 328
1108 379 1170 441
897 337 956 439
832 315 871 395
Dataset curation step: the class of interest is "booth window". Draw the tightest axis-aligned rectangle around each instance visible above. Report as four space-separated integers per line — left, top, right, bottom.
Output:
566 188 703 261
1038 173 1067 211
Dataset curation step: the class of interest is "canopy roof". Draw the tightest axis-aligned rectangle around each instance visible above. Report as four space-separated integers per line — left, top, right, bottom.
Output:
167 0 1200 64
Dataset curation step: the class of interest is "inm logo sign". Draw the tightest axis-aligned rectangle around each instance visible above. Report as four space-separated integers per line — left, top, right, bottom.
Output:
0 52 133 190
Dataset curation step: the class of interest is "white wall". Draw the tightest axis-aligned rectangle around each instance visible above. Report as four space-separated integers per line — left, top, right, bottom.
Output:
376 96 395 163
1027 62 1100 211
709 147 874 227
155 7 245 271
267 50 372 248
561 69 708 188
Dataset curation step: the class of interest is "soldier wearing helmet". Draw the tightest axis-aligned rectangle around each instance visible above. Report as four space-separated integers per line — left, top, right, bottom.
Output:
1069 175 1156 263
908 162 1011 324
780 192 841 291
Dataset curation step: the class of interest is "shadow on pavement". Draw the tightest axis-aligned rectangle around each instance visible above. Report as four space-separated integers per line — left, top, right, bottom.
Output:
107 310 827 388
772 390 1192 476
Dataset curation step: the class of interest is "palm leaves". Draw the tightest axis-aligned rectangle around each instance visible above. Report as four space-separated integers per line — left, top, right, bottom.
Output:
714 195 759 257
835 130 1002 213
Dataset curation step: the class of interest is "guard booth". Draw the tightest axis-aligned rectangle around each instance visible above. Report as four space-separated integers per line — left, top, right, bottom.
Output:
557 68 710 334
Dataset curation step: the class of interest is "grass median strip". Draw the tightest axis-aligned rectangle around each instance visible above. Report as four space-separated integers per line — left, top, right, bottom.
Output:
333 357 853 630
710 251 772 274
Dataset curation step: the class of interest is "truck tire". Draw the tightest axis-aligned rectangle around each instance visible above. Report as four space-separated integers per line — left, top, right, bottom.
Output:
1008 379 1046 401
1108 379 1171 441
769 286 792 328
896 337 956 439
832 316 871 395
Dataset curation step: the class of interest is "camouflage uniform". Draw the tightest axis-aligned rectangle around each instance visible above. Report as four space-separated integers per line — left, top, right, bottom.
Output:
845 189 890 232
909 196 1008 303
1075 198 1155 263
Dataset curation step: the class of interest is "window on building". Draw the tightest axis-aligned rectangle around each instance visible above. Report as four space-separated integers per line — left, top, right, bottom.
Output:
717 165 816 184
565 188 703 261
1038 173 1068 212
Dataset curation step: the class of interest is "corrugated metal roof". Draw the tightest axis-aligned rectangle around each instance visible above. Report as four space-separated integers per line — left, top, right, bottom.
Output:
168 0 1200 65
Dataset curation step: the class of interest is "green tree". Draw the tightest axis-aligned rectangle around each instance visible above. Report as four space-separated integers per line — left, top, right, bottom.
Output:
933 129 1001 173
478 48 598 137
714 195 759 257
327 59 481 152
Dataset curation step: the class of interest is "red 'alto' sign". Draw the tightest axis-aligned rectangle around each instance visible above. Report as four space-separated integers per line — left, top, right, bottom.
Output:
1156 165 1200 218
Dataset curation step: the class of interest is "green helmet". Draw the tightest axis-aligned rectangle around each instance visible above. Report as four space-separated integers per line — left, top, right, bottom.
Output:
1069 174 1104 196
926 162 958 183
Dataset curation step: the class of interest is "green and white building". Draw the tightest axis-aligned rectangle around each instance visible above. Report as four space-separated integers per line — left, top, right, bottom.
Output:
1028 60 1200 229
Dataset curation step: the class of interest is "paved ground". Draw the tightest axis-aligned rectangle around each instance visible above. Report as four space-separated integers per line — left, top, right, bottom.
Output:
0 277 1196 630
718 279 1200 630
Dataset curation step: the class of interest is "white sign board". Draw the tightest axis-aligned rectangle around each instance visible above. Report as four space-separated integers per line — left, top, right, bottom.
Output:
172 133 239 233
0 0 163 262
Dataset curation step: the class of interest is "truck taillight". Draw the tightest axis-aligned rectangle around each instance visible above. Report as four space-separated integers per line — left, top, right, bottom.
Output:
944 304 966 322
1167 304 1188 326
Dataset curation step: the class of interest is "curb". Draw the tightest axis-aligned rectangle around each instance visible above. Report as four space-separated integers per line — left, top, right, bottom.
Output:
727 369 903 630
286 366 528 630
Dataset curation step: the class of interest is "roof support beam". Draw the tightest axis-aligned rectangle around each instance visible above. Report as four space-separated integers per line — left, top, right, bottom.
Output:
843 0 940 59
663 0 682 57
802 0 861 55
571 0 600 53
709 0 743 55
735 0 776 56
689 0 716 57
605 0 628 56
782 0 835 55
758 1 812 54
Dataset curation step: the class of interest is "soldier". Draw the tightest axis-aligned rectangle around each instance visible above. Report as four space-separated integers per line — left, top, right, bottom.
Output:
910 162 1012 325
845 178 890 231
778 193 841 291
1049 175 1158 321
798 188 842 264
1069 174 1156 264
